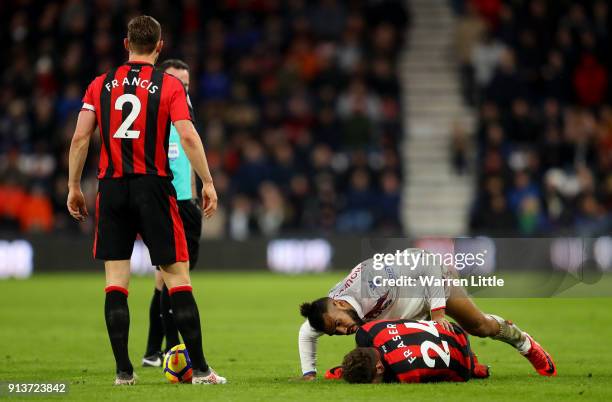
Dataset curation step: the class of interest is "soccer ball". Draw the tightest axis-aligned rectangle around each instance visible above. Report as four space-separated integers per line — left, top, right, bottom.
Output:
163 344 193 383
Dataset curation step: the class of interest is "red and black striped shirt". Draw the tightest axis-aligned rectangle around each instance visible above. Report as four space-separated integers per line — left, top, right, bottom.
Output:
81 61 191 179
356 319 473 383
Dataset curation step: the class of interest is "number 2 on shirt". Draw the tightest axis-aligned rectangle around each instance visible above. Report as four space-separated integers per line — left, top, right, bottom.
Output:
113 94 141 139
403 321 451 368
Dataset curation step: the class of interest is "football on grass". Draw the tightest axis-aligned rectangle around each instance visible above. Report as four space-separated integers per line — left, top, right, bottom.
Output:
163 344 193 383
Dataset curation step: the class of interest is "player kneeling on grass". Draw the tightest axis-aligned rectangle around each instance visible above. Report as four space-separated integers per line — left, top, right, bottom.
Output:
340 319 490 383
297 249 556 380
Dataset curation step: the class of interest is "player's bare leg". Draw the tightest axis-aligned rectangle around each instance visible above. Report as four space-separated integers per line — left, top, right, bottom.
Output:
446 286 557 376
159 261 227 384
104 260 136 385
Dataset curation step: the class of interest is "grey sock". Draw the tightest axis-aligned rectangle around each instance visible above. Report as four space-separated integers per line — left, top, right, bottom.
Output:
489 314 526 349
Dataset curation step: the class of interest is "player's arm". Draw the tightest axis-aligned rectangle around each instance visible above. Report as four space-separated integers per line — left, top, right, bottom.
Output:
191 168 197 202
67 110 96 221
173 119 217 218
298 319 323 380
419 254 453 332
169 77 217 218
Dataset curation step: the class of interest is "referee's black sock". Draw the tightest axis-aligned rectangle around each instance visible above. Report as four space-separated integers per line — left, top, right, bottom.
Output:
104 286 133 375
169 286 209 373
144 288 163 357
161 285 181 352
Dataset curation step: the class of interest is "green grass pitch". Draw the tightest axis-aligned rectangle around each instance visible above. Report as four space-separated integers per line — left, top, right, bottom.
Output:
1 272 611 401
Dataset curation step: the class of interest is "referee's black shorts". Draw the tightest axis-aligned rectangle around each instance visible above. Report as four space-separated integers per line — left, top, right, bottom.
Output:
93 175 189 266
177 199 202 270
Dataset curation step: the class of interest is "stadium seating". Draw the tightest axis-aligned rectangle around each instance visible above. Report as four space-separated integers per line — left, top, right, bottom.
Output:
458 0 612 236
0 1 408 238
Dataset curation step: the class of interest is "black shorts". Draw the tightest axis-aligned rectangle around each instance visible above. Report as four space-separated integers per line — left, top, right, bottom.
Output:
177 199 202 270
94 176 189 266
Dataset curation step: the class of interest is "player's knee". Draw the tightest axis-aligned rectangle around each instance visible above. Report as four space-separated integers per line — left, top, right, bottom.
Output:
159 262 190 287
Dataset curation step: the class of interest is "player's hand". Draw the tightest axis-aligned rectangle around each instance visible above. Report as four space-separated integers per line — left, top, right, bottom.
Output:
67 189 88 221
291 373 316 382
431 308 454 333
434 317 455 333
201 181 218 219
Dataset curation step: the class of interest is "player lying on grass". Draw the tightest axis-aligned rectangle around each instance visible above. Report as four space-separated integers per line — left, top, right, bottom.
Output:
298 249 556 379
142 59 204 368
339 319 490 383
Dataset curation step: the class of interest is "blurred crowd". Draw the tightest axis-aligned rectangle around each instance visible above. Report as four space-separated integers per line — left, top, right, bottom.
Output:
454 0 612 236
0 0 408 238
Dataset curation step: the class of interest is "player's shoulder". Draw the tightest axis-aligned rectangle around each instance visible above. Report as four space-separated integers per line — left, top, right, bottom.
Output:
355 326 373 347
160 71 185 90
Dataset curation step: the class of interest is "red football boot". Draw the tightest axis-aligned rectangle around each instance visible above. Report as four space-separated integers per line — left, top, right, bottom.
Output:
324 366 344 380
522 334 557 376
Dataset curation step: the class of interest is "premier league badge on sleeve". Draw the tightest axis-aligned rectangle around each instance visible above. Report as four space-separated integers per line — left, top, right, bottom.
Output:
168 142 179 160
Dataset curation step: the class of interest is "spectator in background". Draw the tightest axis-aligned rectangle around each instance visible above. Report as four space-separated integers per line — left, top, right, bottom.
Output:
0 0 408 238
487 48 523 107
257 182 286 236
574 194 611 236
471 194 516 235
200 57 231 102
461 0 612 236
541 51 572 102
451 122 469 175
337 80 381 148
377 170 401 233
471 29 505 100
471 0 502 29
0 179 28 231
508 171 541 213
309 0 346 39
517 195 547 235
19 186 54 233
455 2 486 105
504 98 537 143
233 140 271 196
337 169 376 233
573 54 608 107
229 194 255 241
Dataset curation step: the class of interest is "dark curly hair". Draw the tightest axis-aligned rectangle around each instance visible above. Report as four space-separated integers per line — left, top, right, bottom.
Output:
299 297 331 333
342 347 379 384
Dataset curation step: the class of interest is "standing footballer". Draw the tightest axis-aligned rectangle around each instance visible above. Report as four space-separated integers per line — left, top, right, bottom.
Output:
66 15 226 385
142 59 203 366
